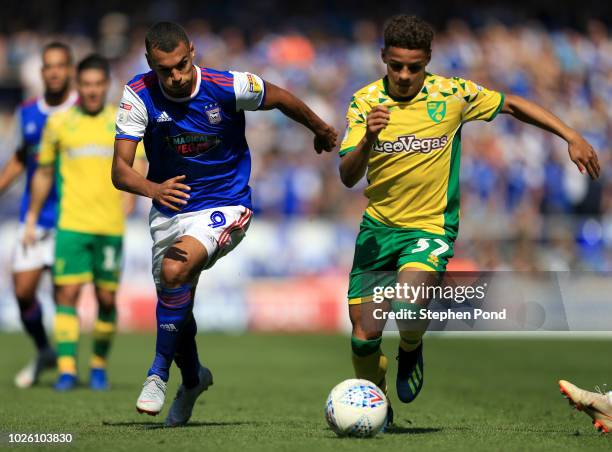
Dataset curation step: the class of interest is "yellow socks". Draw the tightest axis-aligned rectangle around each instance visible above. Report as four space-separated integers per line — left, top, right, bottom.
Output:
55 305 117 373
55 305 79 375
91 308 116 369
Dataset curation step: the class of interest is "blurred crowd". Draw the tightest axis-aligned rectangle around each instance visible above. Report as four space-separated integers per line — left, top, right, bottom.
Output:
0 14 611 271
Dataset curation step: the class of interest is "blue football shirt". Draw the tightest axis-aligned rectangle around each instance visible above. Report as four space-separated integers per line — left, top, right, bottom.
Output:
115 66 265 217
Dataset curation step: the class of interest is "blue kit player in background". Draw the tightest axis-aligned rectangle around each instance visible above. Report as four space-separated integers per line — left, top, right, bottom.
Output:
0 42 77 388
111 22 338 426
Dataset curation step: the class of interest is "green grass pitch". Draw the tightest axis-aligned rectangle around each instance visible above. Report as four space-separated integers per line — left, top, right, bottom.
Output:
1 333 612 451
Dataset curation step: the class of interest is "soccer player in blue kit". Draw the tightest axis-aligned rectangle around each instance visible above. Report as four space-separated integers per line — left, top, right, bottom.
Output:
112 22 337 426
0 42 77 388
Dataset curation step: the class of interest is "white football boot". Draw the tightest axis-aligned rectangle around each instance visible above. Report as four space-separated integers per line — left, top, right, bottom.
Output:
136 374 167 415
14 348 56 389
559 380 612 433
165 366 213 427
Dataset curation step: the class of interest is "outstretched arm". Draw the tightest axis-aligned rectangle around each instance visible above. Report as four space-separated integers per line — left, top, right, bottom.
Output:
112 139 191 212
501 94 600 179
260 82 338 153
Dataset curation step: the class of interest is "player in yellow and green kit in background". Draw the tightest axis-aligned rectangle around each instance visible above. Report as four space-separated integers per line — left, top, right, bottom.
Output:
24 54 145 391
338 15 600 426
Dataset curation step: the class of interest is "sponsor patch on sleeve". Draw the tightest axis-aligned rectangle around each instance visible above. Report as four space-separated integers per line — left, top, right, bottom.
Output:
118 102 132 124
246 73 262 93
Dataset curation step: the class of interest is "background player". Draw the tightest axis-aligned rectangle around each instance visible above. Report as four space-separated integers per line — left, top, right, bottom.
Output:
111 22 337 426
25 54 140 391
339 15 600 422
0 42 77 389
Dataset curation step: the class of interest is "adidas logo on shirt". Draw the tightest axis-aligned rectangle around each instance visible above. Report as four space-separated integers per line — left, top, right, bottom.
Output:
156 111 173 123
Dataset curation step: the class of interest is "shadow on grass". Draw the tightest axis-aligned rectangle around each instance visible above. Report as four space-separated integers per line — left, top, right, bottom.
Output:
443 425 576 435
486 426 581 435
102 421 255 430
380 424 572 436
30 383 139 393
384 426 442 435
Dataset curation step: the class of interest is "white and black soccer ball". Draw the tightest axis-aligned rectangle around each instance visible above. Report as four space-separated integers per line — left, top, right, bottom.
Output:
325 378 388 438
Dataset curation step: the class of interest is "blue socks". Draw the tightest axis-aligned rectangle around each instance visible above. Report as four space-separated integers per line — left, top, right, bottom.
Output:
148 284 200 385
19 299 50 351
174 314 201 389
148 284 193 382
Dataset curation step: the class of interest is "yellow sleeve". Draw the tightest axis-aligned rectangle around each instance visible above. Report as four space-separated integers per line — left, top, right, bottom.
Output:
458 78 505 123
339 95 370 157
38 114 60 166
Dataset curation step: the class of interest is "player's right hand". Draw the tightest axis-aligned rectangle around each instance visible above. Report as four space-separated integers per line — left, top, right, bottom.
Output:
314 124 338 154
568 133 600 180
365 106 390 141
152 175 191 212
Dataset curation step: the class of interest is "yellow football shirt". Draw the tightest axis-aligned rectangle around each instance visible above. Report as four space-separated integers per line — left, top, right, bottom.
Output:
339 73 504 239
39 105 126 236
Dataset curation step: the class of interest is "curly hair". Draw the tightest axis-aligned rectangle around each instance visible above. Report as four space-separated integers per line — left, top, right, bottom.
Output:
383 15 434 52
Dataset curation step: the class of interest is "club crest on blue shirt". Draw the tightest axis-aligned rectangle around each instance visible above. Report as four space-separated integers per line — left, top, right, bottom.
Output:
204 103 222 125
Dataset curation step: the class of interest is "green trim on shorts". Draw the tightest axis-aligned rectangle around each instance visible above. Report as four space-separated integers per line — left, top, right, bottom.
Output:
347 214 454 301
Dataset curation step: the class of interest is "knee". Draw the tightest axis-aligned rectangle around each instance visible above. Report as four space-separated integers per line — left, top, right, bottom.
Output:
160 259 191 288
54 285 79 306
350 317 379 341
350 308 383 341
14 286 36 305
352 328 382 341
96 291 116 312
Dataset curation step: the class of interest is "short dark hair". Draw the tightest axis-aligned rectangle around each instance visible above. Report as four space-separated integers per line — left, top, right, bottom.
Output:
383 15 434 52
42 41 73 64
145 22 189 54
77 54 110 79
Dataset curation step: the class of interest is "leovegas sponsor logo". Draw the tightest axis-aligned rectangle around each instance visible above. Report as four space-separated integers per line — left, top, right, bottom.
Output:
373 135 448 154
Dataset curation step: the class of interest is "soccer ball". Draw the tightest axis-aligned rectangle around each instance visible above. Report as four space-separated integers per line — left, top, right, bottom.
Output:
325 378 388 437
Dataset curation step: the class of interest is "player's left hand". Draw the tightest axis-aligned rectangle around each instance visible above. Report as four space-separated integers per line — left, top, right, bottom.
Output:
314 124 338 154
568 133 600 180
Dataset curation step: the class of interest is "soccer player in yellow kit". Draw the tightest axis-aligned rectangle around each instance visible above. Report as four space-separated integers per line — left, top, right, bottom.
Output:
339 15 600 425
25 55 142 391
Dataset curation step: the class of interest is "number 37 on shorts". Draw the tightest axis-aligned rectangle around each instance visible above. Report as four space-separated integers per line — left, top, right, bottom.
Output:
347 215 455 302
